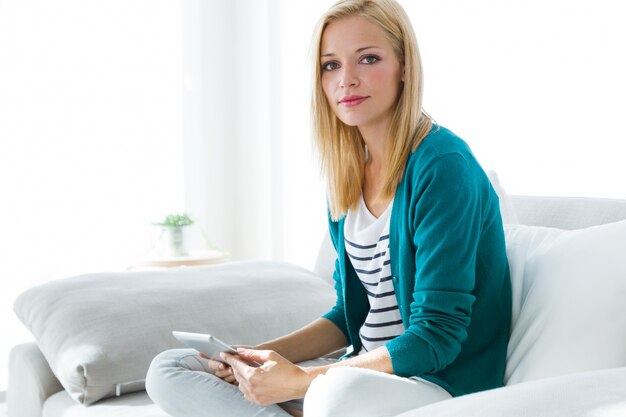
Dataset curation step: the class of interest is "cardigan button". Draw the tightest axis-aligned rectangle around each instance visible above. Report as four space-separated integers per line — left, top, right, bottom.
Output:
391 275 399 283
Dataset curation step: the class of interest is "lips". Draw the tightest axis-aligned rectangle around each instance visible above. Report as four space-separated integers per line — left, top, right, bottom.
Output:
339 95 368 108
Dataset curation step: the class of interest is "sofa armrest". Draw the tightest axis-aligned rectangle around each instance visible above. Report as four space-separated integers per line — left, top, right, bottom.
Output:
8 342 64 417
395 366 626 417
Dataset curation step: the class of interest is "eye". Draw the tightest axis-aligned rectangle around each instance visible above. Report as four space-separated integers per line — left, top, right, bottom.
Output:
321 61 339 72
361 55 380 64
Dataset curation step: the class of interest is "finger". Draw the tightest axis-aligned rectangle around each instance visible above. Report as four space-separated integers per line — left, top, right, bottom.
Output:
205 358 233 379
229 362 248 388
235 348 272 363
232 344 252 350
224 374 237 384
221 352 252 375
205 359 229 374
215 367 233 379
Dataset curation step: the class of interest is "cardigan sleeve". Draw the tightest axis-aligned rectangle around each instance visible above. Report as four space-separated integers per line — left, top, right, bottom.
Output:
321 215 351 339
386 153 481 377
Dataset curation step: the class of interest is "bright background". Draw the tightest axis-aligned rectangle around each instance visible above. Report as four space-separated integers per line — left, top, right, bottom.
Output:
1 0 625 396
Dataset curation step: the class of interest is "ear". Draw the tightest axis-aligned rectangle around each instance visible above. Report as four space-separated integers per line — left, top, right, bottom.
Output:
401 63 406 82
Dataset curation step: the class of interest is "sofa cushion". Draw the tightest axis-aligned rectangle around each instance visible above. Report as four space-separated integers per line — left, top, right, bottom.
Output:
504 220 626 384
42 390 168 417
14 260 335 406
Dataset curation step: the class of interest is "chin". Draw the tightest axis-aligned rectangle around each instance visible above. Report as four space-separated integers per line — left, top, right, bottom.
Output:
336 114 366 127
339 120 360 127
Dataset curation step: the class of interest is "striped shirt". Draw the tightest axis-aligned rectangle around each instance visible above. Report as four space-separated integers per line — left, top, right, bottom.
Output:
344 194 404 354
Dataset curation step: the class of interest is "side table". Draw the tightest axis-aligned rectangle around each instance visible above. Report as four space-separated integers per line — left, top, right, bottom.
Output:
127 249 230 271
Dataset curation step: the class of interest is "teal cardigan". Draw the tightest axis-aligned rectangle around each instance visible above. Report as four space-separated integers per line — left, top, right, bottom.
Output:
322 125 511 397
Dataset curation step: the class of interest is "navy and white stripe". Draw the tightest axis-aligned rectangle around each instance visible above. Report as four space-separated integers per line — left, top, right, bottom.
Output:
344 195 404 354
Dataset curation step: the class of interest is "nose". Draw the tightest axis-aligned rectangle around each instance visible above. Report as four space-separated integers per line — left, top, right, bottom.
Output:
338 63 359 89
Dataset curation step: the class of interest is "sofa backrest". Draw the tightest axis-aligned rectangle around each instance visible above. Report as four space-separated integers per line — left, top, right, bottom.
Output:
510 195 626 230
313 194 626 283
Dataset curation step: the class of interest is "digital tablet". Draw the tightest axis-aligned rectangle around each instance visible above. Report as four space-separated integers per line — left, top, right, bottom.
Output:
172 331 260 366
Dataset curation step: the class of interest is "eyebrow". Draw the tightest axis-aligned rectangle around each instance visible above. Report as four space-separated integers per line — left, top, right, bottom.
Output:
321 46 381 58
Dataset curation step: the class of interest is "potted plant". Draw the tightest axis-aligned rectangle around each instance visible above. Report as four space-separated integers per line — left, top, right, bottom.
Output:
153 213 194 257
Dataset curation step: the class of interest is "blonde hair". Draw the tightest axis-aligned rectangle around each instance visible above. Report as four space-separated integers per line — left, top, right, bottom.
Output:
310 0 433 221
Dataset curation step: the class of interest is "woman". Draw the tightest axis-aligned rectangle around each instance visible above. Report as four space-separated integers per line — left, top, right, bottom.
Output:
146 1 511 416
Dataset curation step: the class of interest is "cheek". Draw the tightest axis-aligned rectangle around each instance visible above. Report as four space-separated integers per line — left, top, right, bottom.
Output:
321 77 336 106
367 66 402 95
368 67 388 83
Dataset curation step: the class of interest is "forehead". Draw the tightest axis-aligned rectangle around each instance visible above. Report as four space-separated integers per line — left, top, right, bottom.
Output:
321 15 392 55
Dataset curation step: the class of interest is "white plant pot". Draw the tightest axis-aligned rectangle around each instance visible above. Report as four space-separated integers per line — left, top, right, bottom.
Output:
163 226 190 257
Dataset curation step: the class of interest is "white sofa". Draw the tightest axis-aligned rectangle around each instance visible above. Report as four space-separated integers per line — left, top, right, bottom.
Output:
9 191 626 417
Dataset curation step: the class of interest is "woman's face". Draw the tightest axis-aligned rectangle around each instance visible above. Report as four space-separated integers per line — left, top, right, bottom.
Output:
320 15 404 132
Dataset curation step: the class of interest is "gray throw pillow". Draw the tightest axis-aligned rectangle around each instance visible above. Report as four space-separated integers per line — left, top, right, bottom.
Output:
14 260 335 406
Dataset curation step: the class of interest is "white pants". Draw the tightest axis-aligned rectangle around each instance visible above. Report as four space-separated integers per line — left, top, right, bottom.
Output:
146 349 451 417
304 366 452 417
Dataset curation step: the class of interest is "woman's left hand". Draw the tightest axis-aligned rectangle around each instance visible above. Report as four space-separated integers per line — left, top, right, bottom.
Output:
221 348 311 406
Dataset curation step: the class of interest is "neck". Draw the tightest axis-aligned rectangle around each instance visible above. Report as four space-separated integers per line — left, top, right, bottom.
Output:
359 117 391 171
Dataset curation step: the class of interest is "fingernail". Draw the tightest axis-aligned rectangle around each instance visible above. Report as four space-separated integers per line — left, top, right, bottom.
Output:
219 352 226 360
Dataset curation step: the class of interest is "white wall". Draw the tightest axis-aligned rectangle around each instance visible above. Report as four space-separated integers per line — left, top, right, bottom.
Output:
276 0 336 269
0 0 184 392
179 0 336 268
273 0 626 273
181 0 626 273
403 0 626 197
181 0 237 257
182 0 282 263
